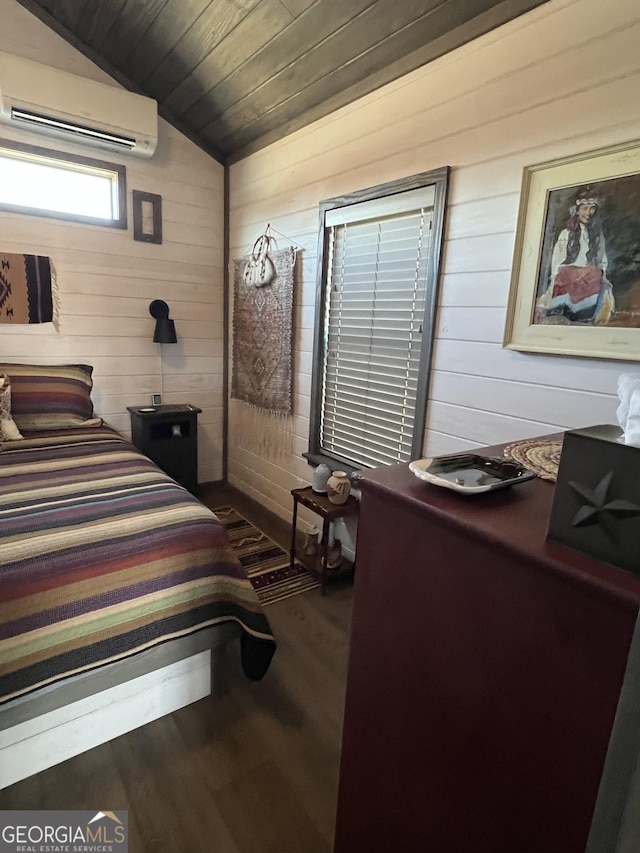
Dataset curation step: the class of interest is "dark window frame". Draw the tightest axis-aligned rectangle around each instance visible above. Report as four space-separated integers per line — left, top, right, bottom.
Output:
0 137 127 229
306 167 450 472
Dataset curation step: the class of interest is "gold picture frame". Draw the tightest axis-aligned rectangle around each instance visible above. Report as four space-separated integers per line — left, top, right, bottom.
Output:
503 139 640 360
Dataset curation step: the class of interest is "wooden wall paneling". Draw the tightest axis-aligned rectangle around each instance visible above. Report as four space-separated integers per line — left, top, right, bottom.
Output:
165 0 294 121
60 273 221 305
226 0 640 522
424 431 483 455
0 152 223 478
161 356 220 377
75 0 128 47
57 256 217 285
436 306 506 344
439 271 512 308
427 400 561 445
278 0 317 16
205 0 453 146
227 449 309 513
432 339 630 394
34 0 83 31
198 426 223 476
401 48 640 158
0 335 151 359
162 370 221 396
429 372 619 429
225 0 552 159
177 338 224 359
191 0 379 130
96 0 171 69
121 0 212 85
246 71 633 217
224 0 527 172
422 79 639 180
148 0 269 105
165 219 219 248
15 0 553 162
446 192 520 240
0 221 220 270
143 177 220 211
97 390 160 415
76 374 159 398
54 311 217 340
442 233 514 276
81 356 159 377
63 294 166 319
225 0 630 193
129 0 211 82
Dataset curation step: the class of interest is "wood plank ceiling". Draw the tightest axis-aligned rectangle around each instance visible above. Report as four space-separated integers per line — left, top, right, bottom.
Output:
17 0 549 165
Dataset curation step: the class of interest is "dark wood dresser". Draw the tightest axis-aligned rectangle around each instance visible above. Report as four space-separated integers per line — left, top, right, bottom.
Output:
334 445 640 853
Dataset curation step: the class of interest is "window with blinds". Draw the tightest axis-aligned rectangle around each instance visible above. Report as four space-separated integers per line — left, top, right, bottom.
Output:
308 170 449 470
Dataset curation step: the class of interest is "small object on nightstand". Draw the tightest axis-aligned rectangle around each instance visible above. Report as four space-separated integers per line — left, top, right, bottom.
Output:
326 539 342 569
127 404 202 494
290 486 359 594
303 525 319 556
312 463 331 494
327 470 351 504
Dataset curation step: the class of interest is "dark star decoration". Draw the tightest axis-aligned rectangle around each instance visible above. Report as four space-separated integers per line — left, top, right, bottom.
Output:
569 470 640 543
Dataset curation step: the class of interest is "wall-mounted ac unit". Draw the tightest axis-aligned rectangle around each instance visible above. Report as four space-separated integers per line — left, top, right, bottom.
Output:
0 51 157 158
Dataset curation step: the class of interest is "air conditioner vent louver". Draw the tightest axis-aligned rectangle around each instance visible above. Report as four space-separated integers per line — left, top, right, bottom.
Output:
0 51 157 159
11 108 137 150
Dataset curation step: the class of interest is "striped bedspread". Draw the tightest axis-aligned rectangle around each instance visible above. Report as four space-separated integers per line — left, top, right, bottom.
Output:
0 426 275 704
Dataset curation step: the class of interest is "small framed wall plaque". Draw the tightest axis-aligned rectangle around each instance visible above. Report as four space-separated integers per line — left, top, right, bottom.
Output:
132 189 162 244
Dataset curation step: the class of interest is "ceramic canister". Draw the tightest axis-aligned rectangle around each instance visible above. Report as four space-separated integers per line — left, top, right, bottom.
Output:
312 463 331 494
327 470 351 505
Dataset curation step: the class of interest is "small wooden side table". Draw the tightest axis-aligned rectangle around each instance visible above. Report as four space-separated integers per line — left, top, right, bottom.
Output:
290 486 359 594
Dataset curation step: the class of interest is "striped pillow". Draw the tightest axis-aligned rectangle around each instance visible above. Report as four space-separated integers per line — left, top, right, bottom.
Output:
1 363 103 431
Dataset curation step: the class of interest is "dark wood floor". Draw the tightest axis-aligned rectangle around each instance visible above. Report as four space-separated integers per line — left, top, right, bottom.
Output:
0 484 353 853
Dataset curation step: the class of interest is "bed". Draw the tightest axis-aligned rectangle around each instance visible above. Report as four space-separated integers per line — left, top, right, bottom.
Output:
0 363 275 787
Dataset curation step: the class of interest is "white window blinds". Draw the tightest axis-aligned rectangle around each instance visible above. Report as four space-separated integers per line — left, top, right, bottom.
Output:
320 187 435 468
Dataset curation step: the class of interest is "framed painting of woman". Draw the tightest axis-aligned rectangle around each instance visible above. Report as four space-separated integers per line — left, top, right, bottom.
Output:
504 139 640 360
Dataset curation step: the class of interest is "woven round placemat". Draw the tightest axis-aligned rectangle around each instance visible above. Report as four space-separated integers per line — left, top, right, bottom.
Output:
503 438 563 482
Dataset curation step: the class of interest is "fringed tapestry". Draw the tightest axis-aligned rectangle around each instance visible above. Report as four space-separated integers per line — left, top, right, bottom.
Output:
232 245 296 414
0 253 57 324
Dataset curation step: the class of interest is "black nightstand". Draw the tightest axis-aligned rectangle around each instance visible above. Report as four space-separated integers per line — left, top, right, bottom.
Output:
128 404 202 493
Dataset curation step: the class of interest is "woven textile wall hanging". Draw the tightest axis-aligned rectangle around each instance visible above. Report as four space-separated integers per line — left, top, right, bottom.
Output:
232 242 296 413
0 253 58 324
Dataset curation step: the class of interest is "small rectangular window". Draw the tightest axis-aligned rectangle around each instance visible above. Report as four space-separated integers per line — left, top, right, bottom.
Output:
0 138 126 228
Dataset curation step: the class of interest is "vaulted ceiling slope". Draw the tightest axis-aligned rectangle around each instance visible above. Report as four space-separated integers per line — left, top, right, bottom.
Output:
17 0 549 165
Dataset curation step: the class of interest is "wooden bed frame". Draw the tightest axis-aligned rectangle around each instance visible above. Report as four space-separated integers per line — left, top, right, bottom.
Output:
0 623 241 789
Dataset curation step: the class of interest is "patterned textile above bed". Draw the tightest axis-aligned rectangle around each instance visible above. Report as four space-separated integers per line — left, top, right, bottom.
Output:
0 426 275 704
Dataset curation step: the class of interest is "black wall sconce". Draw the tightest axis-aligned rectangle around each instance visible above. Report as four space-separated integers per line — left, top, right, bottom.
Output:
149 300 177 343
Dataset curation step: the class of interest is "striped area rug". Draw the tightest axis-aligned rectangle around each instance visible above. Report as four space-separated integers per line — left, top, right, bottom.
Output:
213 505 320 605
